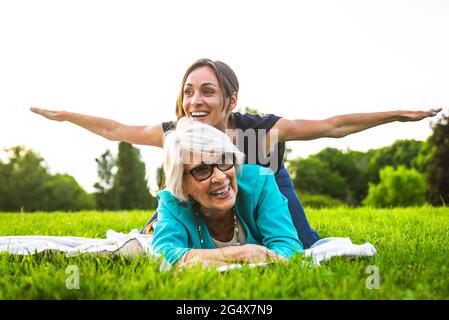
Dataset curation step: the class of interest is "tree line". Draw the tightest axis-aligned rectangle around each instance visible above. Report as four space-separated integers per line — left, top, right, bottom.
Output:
0 142 156 212
1 113 447 211
287 113 448 207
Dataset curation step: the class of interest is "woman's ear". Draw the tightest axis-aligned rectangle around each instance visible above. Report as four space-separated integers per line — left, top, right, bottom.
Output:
182 182 189 198
227 92 238 112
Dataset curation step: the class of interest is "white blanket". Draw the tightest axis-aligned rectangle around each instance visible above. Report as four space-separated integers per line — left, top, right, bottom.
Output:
0 229 152 257
305 237 377 266
0 232 376 268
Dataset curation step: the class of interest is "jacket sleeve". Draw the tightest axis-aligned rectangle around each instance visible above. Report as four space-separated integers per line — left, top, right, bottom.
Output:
254 170 303 258
149 197 191 268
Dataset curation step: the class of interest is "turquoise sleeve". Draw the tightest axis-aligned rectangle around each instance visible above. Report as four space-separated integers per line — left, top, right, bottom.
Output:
255 171 303 258
149 203 191 267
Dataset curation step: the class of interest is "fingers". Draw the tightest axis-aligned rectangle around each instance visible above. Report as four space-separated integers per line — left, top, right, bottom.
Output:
30 106 50 115
430 107 443 115
30 106 41 113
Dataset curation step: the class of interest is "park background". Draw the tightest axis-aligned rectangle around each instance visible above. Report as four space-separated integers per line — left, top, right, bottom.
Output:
1 0 449 200
0 0 448 300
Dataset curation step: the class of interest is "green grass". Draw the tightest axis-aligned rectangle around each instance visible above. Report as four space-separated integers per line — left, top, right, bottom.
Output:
0 207 448 299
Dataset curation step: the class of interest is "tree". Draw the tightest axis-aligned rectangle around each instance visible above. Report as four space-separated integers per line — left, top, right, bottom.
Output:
41 174 95 211
94 150 119 210
288 157 347 200
0 146 48 211
427 113 449 206
367 139 424 183
238 106 264 116
156 164 165 191
414 140 434 175
363 166 427 207
114 142 156 209
314 148 371 205
0 146 94 211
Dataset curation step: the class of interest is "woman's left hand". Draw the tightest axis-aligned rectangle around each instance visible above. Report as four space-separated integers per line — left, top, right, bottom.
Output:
399 107 442 122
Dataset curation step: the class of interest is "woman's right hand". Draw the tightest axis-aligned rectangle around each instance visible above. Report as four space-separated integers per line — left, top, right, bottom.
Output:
236 244 286 263
31 106 164 146
30 107 66 122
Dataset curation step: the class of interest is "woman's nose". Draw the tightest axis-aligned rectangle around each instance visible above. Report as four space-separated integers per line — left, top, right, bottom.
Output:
191 93 203 107
210 166 226 183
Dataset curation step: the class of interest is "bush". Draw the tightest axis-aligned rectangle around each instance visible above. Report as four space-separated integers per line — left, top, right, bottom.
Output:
363 166 427 207
288 157 347 200
297 192 345 208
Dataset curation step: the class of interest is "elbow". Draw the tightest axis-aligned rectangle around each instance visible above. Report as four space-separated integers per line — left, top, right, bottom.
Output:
104 123 122 141
107 135 120 142
328 119 351 138
330 130 348 138
324 118 345 138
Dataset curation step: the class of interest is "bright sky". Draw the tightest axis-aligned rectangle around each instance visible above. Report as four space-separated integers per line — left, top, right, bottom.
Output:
1 0 448 193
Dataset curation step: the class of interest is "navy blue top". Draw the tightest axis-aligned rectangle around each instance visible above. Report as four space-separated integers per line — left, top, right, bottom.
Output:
162 112 285 174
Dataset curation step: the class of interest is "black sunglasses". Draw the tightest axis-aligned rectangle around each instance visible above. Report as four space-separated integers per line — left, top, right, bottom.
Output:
185 153 235 182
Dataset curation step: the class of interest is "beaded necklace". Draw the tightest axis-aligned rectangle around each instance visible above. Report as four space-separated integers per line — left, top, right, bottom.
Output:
194 207 240 248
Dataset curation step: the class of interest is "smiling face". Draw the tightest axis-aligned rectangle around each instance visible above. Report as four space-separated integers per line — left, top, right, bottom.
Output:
182 66 237 131
182 152 238 215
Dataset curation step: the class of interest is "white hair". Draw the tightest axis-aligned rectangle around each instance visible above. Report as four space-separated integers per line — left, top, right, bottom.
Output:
163 117 245 202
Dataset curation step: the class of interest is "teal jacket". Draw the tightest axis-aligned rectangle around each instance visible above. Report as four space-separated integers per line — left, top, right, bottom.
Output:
150 164 303 267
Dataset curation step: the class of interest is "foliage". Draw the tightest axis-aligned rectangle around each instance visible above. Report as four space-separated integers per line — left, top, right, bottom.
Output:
114 142 155 210
94 143 156 210
366 139 425 183
288 157 347 200
156 164 165 191
414 139 435 175
363 166 427 207
94 150 119 210
314 148 371 204
427 113 449 206
0 146 94 211
297 192 344 208
41 174 95 211
288 140 430 206
238 106 264 116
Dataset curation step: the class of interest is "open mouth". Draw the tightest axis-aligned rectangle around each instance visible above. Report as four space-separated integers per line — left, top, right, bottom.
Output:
209 185 231 199
190 111 210 119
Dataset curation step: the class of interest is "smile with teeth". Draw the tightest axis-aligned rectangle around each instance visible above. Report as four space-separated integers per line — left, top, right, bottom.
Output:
190 111 210 118
209 185 230 196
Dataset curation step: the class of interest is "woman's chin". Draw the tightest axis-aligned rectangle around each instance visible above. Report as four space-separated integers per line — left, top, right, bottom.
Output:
208 189 236 209
191 116 210 124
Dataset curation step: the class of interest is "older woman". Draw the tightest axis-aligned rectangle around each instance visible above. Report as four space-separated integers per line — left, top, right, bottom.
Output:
149 118 302 269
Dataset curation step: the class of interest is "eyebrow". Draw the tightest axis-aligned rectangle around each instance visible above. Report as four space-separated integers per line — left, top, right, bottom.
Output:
184 82 218 88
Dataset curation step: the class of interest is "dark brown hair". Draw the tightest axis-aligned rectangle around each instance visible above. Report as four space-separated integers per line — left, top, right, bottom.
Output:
175 59 239 119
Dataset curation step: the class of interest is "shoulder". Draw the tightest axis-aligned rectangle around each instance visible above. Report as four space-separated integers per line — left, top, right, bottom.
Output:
156 189 191 218
162 121 175 133
233 112 282 131
237 164 274 195
238 163 273 178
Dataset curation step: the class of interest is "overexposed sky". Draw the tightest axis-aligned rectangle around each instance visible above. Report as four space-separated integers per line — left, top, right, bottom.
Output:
1 0 448 193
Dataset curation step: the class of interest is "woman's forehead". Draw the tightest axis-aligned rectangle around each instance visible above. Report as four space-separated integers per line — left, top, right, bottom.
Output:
185 66 219 86
184 151 219 164
183 151 231 166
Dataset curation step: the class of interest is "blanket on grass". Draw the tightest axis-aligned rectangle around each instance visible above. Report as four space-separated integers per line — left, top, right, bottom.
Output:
0 231 376 269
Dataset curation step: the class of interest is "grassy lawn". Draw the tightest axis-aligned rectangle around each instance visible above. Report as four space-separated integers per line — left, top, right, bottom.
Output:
0 207 448 299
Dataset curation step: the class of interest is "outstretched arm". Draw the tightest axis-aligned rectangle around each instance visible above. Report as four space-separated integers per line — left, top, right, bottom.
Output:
274 108 442 141
30 107 165 147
